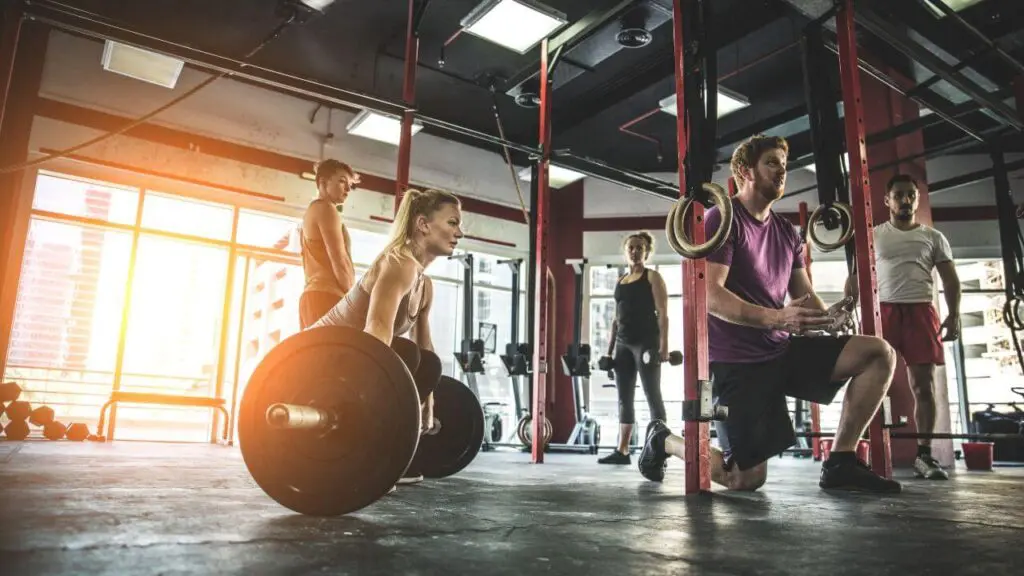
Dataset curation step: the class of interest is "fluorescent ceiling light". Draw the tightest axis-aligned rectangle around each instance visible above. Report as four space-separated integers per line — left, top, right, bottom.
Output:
923 0 984 18
517 165 586 188
346 110 422 146
461 0 567 54
101 41 184 89
299 0 337 11
806 152 850 173
658 87 751 119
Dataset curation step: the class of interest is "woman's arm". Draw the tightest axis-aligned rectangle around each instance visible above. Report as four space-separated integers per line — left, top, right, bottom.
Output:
364 254 417 346
314 203 356 293
410 276 435 352
649 269 670 357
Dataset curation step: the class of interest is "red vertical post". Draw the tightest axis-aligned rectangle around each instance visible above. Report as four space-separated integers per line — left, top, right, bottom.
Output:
836 0 892 478
531 37 552 464
671 0 711 494
799 201 823 461
395 0 419 213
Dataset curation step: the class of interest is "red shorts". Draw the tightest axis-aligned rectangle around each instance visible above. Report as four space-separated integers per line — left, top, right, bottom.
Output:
879 302 945 366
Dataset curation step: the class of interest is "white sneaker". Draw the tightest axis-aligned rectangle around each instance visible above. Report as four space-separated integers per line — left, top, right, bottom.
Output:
397 474 424 485
914 454 949 480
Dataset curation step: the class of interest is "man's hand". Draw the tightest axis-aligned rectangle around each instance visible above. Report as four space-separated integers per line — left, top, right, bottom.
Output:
940 315 961 342
771 294 833 334
660 349 670 362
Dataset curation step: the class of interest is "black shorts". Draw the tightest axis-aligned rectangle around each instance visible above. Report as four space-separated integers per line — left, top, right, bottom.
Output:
712 336 853 471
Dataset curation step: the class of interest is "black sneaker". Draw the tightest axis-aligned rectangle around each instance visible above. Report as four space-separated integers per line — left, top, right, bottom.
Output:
598 450 631 465
819 458 903 493
638 420 670 482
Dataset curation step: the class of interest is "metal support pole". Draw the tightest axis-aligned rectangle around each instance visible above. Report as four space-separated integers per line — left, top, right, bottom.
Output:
211 208 240 444
672 0 711 494
951 334 970 434
836 0 892 478
531 37 553 464
799 201 823 460
395 0 420 211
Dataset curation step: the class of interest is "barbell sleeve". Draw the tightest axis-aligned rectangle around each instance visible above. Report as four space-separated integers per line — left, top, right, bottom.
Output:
266 403 334 430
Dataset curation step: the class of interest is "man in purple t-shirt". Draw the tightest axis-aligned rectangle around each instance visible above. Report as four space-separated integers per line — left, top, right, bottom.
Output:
637 134 902 493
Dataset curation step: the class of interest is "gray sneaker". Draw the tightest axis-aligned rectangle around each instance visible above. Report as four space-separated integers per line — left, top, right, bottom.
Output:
914 455 949 480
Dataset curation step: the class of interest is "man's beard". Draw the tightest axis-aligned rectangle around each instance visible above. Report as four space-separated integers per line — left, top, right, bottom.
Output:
894 207 913 220
756 173 784 201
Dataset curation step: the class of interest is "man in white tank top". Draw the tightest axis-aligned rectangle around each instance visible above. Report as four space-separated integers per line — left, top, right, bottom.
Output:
848 174 961 480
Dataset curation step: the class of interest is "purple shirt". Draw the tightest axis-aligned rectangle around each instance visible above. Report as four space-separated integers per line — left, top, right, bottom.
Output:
704 197 805 363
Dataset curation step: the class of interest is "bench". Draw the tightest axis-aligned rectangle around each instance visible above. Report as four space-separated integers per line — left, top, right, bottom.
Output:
96 391 230 443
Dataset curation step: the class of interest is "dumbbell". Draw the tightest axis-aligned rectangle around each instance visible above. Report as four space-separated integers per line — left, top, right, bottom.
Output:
641 350 683 366
4 420 30 441
27 405 67 441
597 350 683 374
0 381 21 403
66 423 91 442
5 400 31 422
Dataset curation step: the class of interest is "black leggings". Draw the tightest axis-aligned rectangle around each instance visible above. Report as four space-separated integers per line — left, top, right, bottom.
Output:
613 340 667 425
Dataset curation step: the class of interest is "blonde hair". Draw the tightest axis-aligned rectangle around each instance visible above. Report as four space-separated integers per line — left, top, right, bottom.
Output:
623 231 655 260
730 134 789 187
384 188 461 255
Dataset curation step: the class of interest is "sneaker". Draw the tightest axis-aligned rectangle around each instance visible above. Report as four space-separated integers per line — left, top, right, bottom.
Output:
638 420 670 482
397 474 424 485
819 458 902 493
598 450 631 465
913 454 949 480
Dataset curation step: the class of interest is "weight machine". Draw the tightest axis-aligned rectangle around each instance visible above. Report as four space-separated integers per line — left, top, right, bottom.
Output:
545 258 600 454
449 253 503 451
496 258 553 449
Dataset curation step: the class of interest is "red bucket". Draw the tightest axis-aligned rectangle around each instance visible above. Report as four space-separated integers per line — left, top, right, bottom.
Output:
962 442 994 471
856 439 871 463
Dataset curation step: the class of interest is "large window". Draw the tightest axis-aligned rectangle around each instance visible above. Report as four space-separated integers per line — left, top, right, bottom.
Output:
3 170 529 443
938 259 1022 434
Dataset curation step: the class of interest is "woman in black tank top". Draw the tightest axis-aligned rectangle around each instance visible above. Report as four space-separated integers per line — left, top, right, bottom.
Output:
598 232 669 465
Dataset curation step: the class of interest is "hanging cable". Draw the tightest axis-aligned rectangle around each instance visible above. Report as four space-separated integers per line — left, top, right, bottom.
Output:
488 87 530 225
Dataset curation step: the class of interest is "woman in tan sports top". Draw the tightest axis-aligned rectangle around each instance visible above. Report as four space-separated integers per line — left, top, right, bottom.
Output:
310 188 465 444
298 159 361 329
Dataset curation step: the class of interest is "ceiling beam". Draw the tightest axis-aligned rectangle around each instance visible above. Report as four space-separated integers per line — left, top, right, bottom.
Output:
554 1 788 136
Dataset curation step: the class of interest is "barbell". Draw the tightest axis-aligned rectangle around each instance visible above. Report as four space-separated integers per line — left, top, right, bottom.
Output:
238 326 483 517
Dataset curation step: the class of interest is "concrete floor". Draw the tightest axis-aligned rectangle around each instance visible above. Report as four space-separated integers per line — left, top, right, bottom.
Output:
1 441 1022 575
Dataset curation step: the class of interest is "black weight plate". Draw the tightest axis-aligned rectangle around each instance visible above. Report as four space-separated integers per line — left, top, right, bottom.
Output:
408 376 484 479
413 349 442 399
238 326 420 516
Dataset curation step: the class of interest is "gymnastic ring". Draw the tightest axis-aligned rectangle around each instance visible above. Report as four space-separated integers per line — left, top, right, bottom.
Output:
807 202 854 252
1003 297 1024 331
665 182 733 260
